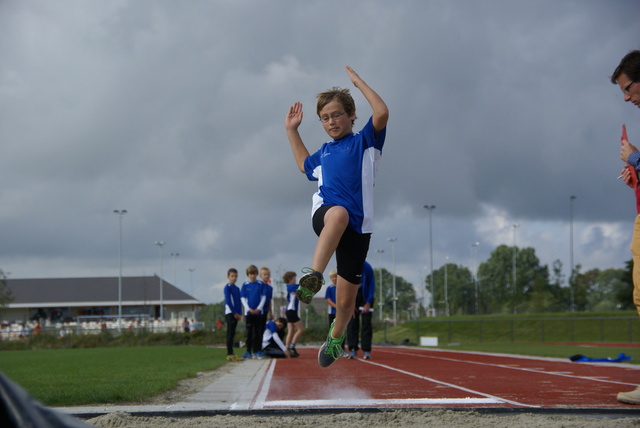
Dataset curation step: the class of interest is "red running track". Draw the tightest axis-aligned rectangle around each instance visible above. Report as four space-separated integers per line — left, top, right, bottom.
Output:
249 347 640 409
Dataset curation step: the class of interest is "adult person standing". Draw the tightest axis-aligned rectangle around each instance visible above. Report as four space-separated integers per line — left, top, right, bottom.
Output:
611 49 640 405
347 261 375 360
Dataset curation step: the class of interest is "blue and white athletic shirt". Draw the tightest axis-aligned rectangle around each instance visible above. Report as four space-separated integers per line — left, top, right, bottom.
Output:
286 283 299 312
262 320 287 352
304 117 386 234
261 281 273 316
224 283 242 315
325 285 337 315
240 281 266 316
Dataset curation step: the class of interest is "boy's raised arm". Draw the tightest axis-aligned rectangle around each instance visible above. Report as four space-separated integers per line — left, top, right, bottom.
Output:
345 65 389 133
285 101 310 173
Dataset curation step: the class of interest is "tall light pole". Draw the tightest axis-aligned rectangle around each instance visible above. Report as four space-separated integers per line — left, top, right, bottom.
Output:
154 241 165 320
171 252 180 288
444 256 450 317
569 195 576 312
376 249 384 321
113 210 127 328
512 223 520 314
388 237 397 324
424 205 436 316
188 267 195 296
471 242 480 315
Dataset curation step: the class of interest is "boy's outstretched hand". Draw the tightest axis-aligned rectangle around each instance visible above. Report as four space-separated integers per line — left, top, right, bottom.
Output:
285 101 303 131
346 65 363 87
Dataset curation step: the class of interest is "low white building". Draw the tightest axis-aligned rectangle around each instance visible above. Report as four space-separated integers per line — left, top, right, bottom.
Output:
0 275 203 324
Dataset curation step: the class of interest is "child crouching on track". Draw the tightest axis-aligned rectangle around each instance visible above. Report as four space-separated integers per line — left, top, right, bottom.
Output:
262 318 291 359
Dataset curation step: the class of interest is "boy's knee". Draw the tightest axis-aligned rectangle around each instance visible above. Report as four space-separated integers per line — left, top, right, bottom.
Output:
326 206 349 227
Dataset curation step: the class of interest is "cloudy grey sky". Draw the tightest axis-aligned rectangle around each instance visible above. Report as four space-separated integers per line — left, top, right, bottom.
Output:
2 0 640 305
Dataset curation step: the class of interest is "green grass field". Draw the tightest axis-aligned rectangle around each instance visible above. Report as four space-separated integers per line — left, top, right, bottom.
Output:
0 346 227 406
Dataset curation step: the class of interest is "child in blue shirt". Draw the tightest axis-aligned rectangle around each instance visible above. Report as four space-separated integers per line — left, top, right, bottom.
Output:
223 268 243 362
262 318 291 358
240 265 266 359
285 66 388 367
283 271 304 357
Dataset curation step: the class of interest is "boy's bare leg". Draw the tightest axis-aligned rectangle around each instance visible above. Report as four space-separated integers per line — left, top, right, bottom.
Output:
311 206 349 273
292 322 304 343
297 206 349 304
332 276 359 339
285 327 294 348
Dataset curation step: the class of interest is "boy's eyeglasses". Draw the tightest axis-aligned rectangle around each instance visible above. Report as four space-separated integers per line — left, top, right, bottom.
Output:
623 81 635 95
319 112 346 123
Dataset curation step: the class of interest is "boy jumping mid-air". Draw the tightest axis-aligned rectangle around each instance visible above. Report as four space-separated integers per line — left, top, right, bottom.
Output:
285 66 389 367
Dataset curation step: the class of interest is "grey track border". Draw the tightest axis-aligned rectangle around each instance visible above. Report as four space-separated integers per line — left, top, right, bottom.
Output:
70 407 640 421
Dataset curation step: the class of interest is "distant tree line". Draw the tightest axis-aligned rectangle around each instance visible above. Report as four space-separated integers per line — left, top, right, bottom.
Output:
199 245 634 324
426 244 633 316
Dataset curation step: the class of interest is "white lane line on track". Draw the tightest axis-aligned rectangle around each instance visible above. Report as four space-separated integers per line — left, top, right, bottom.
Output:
379 349 638 387
262 398 501 408
251 359 276 410
250 358 512 409
360 359 537 408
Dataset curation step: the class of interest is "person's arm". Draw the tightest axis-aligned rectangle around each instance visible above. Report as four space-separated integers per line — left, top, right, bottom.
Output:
240 297 249 315
345 66 389 133
361 263 375 312
621 139 639 165
223 287 231 313
620 138 640 188
257 295 266 312
285 102 310 173
271 330 291 358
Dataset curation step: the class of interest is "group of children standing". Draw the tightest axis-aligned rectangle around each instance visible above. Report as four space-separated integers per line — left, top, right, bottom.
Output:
223 265 304 361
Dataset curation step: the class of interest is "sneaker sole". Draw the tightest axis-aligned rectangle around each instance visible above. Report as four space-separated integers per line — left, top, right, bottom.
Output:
296 276 322 304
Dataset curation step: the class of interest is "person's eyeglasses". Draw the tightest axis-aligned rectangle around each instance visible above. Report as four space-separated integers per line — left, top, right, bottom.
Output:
319 112 346 123
623 81 635 95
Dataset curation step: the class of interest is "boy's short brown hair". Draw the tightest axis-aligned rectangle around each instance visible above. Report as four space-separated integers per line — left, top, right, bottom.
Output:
282 271 297 284
316 87 357 123
227 268 237 276
246 264 259 276
275 317 288 329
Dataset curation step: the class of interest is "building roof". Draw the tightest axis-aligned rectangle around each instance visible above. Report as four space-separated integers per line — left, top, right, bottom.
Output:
4 276 203 308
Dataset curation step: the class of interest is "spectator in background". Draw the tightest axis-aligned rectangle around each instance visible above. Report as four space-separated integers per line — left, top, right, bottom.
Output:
262 317 291 359
612 49 640 405
283 271 303 357
325 269 338 326
347 261 375 360
224 268 243 362
241 265 266 359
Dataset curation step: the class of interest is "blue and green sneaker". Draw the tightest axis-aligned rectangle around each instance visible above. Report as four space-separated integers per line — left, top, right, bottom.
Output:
318 322 346 367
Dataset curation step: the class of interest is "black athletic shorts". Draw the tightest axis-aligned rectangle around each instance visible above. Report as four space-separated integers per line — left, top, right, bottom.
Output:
286 309 300 323
312 205 371 284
